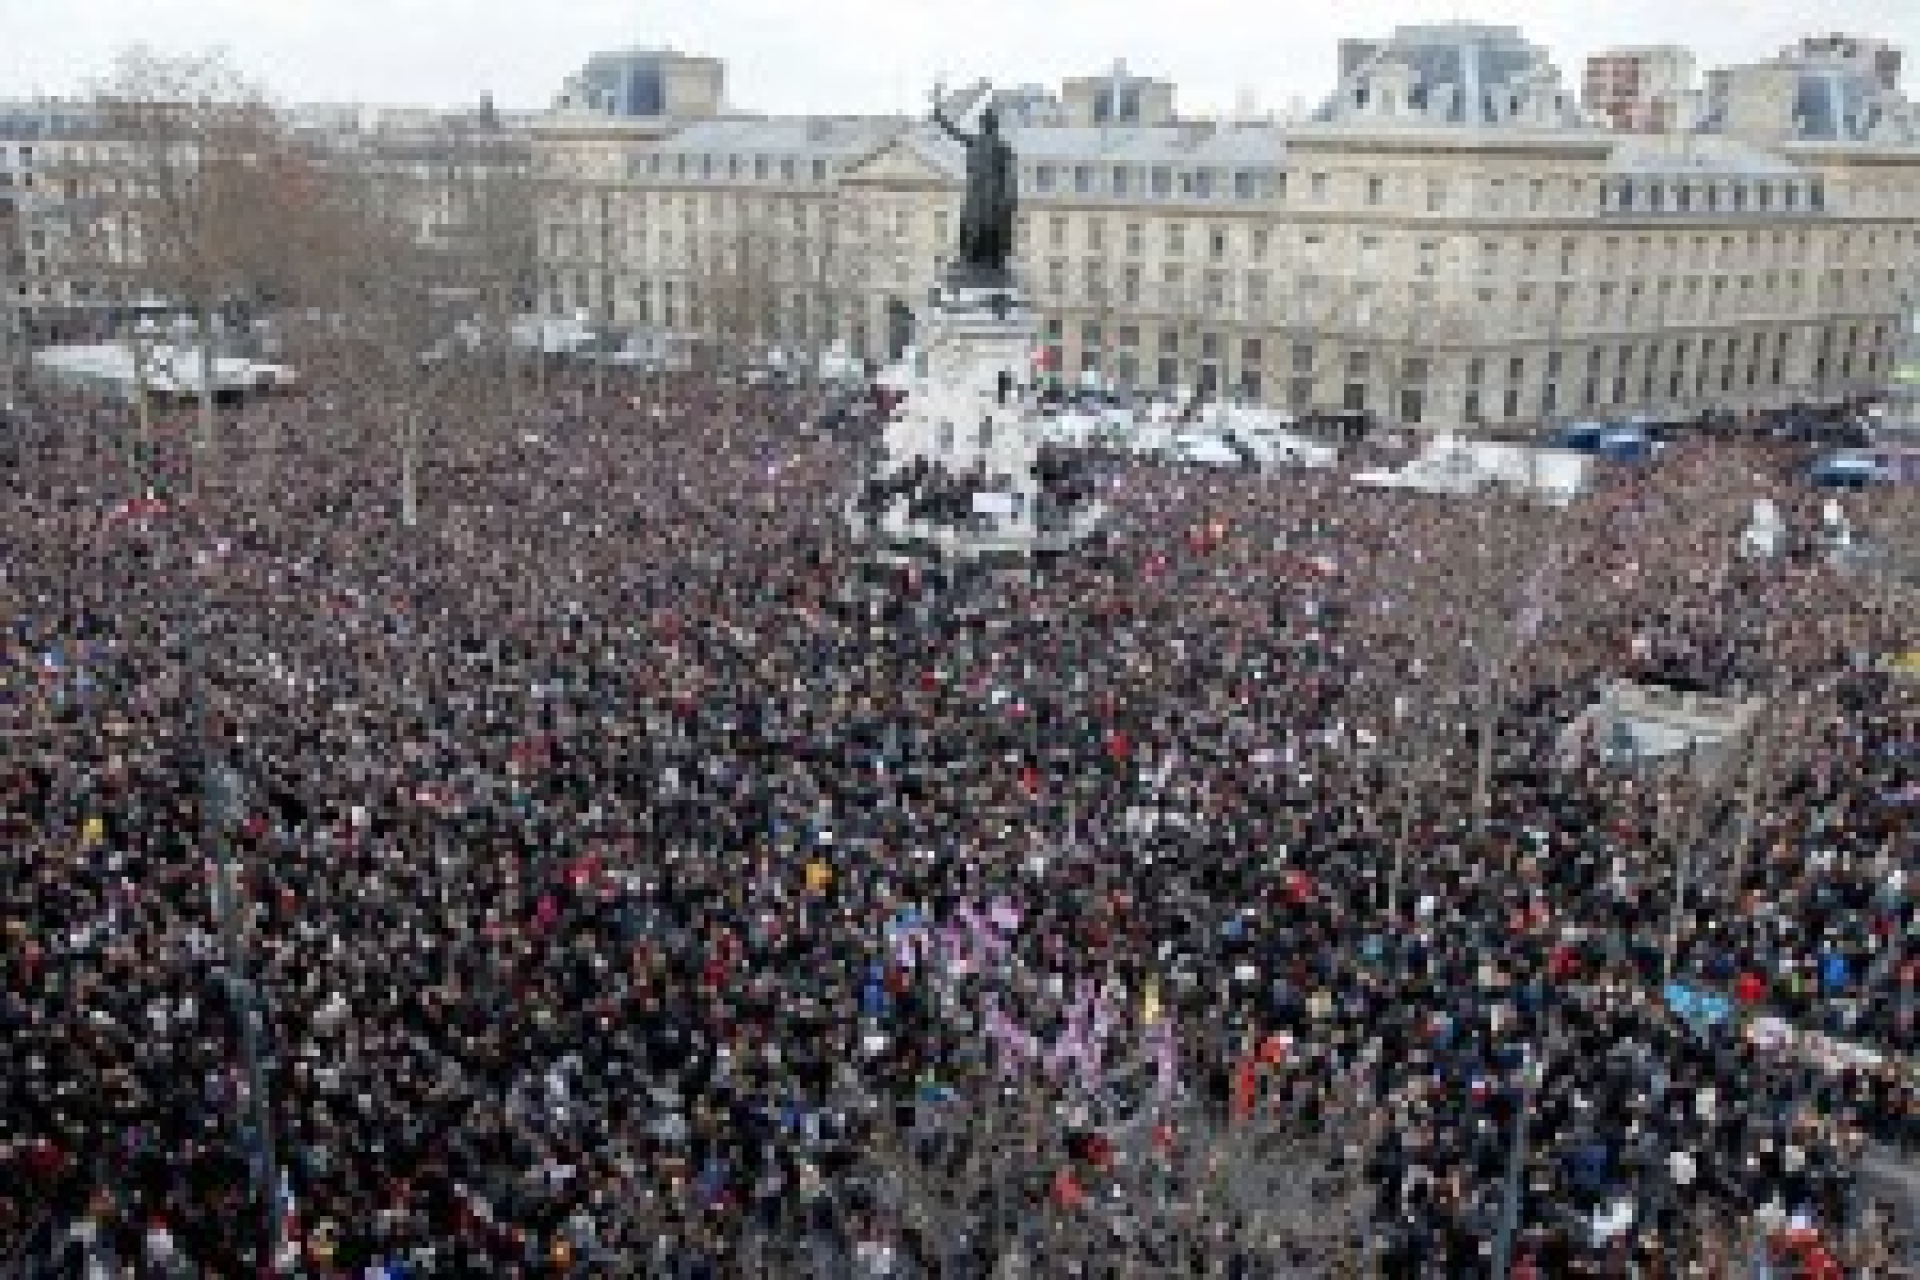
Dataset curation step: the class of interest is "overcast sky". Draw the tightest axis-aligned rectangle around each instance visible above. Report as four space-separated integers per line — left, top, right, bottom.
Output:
2 0 1915 117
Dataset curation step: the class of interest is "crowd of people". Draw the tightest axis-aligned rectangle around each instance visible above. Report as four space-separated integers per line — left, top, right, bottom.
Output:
0 360 1916 1276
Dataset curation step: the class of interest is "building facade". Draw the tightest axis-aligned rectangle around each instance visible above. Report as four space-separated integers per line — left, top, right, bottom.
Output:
1583 46 1698 134
532 26 1920 428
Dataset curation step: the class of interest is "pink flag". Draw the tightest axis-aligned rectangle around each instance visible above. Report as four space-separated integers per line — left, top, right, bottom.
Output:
1147 1019 1179 1103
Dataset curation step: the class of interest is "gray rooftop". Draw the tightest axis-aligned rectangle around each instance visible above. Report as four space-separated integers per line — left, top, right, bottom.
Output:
1313 21 1594 131
644 116 903 158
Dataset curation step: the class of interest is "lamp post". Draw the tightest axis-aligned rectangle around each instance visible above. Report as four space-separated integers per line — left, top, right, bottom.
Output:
174 481 282 1272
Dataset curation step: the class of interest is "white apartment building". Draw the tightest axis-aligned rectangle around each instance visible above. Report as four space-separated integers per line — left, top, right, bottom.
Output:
533 26 1920 430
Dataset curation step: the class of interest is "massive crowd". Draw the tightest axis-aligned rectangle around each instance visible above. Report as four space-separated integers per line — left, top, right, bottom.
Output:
0 361 1916 1277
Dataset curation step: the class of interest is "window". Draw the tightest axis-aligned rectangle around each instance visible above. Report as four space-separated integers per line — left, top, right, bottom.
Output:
1086 219 1105 252
1507 356 1525 383
1035 165 1057 193
1502 388 1521 419
1346 352 1370 379
1246 271 1268 305
1201 333 1222 359
1125 223 1143 255
1426 180 1447 213
1047 261 1066 295
1310 172 1329 201
812 159 827 181
1049 216 1067 249
1241 370 1263 400
1399 388 1424 424
1160 329 1180 354
1366 175 1386 206
1464 390 1482 421
1529 179 1545 212
1403 357 1429 383
1075 166 1094 194
1158 357 1179 388
1209 227 1227 260
1289 377 1314 409
1166 223 1186 254
1342 383 1368 412
1084 261 1106 300
780 157 796 180
1251 228 1269 260
1151 167 1172 197
1234 170 1257 200
1467 358 1485 385
1122 265 1141 303
1192 169 1215 199
1292 342 1314 373
1203 271 1226 306
1112 167 1131 196
1118 325 1140 348
1242 337 1263 364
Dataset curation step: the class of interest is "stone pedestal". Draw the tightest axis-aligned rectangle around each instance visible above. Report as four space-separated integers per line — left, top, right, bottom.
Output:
845 281 1104 569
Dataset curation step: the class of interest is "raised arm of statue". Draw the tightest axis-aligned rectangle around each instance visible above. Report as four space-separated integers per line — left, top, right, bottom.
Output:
930 86 972 145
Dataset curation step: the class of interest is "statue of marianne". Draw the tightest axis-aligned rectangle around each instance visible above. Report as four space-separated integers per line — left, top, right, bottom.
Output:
931 85 1018 282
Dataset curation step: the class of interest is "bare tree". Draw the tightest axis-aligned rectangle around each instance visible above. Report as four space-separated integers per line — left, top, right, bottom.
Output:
70 47 299 478
303 145 468 528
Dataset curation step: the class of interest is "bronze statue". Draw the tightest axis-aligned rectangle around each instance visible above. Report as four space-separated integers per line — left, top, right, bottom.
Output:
931 85 1018 284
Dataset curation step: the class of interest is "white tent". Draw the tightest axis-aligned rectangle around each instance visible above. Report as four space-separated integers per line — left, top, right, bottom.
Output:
32 342 293 402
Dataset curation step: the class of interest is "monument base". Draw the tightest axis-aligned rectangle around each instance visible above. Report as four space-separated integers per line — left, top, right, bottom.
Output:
844 270 1105 567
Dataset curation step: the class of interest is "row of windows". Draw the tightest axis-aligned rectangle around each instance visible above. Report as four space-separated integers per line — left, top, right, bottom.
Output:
1599 177 1826 216
626 151 835 185
1026 162 1281 202
562 197 1913 276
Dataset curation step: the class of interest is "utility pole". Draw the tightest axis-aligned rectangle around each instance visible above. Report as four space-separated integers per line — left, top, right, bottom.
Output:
1490 1038 1547 1278
0 195 17 410
175 467 281 1273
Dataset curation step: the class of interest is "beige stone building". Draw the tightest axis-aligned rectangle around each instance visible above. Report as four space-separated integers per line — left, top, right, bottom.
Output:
532 25 1920 429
